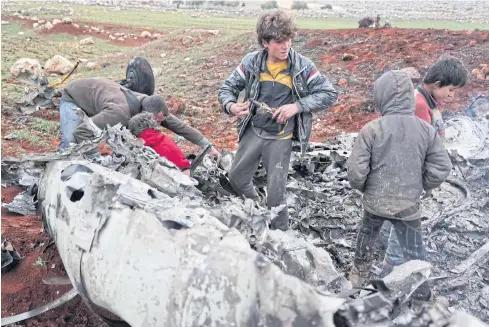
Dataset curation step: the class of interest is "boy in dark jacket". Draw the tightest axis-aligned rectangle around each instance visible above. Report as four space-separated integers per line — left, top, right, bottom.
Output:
382 58 467 272
218 10 337 230
346 70 452 298
128 112 191 171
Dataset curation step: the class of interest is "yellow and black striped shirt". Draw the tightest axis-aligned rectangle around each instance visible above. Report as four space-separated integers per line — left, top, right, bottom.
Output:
252 60 295 140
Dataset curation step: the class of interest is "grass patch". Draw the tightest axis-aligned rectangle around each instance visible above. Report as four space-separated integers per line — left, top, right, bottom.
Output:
0 84 26 101
0 21 37 38
30 117 60 136
7 129 48 145
5 118 60 146
1 21 128 97
5 2 489 31
33 256 47 267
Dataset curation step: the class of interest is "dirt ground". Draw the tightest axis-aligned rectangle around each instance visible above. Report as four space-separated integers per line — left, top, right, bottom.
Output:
2 15 489 326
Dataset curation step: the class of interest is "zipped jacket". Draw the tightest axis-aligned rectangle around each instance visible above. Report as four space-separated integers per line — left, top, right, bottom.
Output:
218 48 338 150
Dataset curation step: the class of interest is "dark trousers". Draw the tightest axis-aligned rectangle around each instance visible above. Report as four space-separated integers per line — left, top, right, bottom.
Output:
229 127 292 231
354 210 430 299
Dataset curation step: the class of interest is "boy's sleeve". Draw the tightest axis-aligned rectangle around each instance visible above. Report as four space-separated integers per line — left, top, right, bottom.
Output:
415 102 432 125
423 133 452 190
218 55 249 115
297 63 338 114
347 126 373 192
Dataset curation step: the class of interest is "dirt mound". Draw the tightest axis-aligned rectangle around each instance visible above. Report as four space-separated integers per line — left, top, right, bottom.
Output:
2 15 162 47
301 28 489 139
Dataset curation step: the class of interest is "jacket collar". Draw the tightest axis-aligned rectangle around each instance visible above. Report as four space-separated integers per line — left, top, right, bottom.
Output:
417 85 438 109
252 48 299 75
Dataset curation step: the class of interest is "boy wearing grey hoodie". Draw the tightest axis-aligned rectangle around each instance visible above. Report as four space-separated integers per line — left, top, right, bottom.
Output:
346 70 452 299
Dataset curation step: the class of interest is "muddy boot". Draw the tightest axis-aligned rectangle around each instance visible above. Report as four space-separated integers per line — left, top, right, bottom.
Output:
348 264 370 288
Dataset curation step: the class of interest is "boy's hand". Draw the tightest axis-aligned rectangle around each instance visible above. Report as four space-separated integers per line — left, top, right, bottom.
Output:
208 146 221 160
273 103 299 124
229 101 250 118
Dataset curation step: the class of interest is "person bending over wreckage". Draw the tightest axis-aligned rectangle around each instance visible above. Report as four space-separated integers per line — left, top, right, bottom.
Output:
346 70 452 300
58 77 220 158
218 10 338 231
128 112 192 175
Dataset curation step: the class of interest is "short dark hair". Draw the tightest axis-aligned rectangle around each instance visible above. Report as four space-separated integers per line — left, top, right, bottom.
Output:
141 95 169 116
423 57 468 87
256 10 297 47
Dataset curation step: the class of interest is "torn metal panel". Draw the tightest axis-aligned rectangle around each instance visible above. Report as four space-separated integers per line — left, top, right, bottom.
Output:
3 119 489 324
464 95 489 122
1 235 21 273
450 241 489 274
261 229 340 287
10 81 57 115
444 116 488 159
38 160 345 327
2 191 36 216
364 261 432 303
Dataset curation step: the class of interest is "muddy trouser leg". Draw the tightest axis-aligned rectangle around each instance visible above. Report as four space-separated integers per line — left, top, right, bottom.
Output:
390 218 431 300
353 210 386 274
384 226 405 266
229 127 264 200
58 99 82 151
261 137 292 231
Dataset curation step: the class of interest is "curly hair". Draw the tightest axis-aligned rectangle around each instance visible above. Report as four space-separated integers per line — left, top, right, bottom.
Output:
256 10 297 47
128 112 158 137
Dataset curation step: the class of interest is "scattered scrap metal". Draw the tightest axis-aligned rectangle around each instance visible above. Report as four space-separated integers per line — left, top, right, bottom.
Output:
1 97 489 326
1 235 21 273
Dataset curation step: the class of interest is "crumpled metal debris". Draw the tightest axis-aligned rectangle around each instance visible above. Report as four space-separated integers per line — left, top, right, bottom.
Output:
37 159 488 327
1 235 21 273
2 191 36 216
261 229 340 288
2 112 489 324
464 95 489 122
38 160 347 327
444 116 488 159
450 241 489 274
13 86 57 115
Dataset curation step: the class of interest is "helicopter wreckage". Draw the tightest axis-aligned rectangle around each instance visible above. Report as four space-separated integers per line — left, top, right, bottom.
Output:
1 96 489 326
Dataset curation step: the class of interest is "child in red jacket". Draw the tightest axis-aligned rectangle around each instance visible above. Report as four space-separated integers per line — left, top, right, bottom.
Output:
414 57 468 137
128 112 191 171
